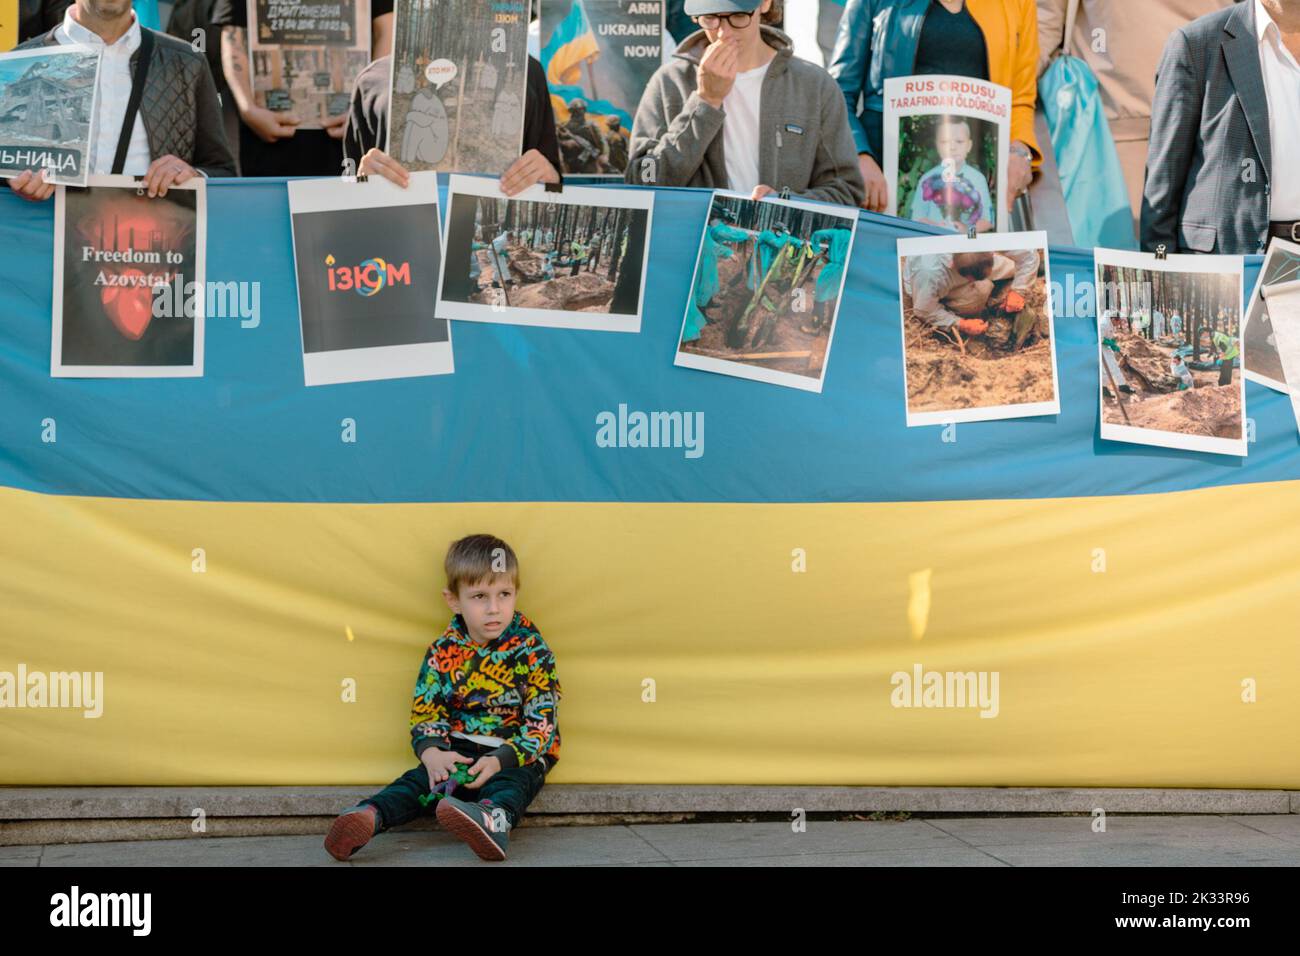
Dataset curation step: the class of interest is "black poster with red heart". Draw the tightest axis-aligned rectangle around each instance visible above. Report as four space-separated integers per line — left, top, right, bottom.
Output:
52 175 205 377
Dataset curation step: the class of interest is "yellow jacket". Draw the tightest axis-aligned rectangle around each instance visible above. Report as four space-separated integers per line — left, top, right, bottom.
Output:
967 0 1041 162
832 0 1042 164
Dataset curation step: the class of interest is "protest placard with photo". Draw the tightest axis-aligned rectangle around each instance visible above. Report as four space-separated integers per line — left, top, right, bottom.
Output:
0 45 102 186
673 191 857 393
246 0 371 130
1095 248 1246 457
1242 236 1300 393
1260 279 1300 434
540 0 664 177
288 170 452 386
387 0 529 174
897 231 1058 425
435 173 652 331
52 175 206 377
883 75 1010 234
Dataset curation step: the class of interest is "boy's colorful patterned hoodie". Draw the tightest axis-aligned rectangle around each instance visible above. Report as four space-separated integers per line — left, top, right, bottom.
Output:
409 610 562 769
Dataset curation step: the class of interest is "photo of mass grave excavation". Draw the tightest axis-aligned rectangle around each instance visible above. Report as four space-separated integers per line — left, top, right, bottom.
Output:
900 246 1053 413
680 195 853 379
1098 265 1242 439
458 194 646 313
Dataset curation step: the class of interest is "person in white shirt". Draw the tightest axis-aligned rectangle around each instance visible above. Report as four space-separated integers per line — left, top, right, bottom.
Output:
1141 0 1300 253
1254 0 1300 230
626 0 864 208
10 0 234 202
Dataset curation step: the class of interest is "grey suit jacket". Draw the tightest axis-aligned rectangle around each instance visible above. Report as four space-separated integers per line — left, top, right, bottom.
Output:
19 26 236 178
1140 1 1274 255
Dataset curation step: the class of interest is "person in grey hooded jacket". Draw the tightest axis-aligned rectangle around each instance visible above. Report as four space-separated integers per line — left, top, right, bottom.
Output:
626 0 865 209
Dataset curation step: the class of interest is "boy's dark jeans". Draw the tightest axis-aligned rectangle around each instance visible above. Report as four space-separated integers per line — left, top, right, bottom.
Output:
361 738 549 831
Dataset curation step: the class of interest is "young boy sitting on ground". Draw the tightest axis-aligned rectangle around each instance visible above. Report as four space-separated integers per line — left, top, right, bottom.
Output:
324 534 562 862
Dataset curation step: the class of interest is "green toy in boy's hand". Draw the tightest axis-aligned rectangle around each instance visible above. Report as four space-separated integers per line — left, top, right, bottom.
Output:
416 766 479 807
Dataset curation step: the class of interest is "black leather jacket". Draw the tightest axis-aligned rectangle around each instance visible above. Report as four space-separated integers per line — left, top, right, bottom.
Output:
16 0 72 43
19 25 236 177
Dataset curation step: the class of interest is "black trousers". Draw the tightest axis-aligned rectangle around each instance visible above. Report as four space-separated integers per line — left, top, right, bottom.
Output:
361 738 548 830
1219 358 1234 386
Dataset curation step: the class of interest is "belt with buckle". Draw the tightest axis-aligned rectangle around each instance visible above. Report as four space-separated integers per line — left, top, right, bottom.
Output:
1268 221 1300 242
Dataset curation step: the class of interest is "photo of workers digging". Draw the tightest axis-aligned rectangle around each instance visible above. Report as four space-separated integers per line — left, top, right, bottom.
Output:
897 235 1058 424
1095 259 1245 455
438 179 651 329
676 193 856 390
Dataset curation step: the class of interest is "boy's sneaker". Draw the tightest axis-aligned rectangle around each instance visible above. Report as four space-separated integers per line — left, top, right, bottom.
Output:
436 795 511 861
324 804 380 861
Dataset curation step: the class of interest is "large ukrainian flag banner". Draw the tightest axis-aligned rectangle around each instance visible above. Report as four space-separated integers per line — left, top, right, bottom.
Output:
1 181 1298 787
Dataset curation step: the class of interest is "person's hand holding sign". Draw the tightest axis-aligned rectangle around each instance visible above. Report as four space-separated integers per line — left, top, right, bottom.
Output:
9 168 56 203
357 148 410 187
499 149 560 197
322 113 350 141
243 105 301 144
142 155 197 198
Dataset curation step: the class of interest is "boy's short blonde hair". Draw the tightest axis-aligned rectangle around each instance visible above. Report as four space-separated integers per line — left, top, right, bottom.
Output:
444 534 520 595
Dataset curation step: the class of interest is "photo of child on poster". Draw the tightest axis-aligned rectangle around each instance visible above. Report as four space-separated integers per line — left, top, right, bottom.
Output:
1242 237 1300 393
246 0 372 130
52 175 205 377
674 191 857 393
436 174 652 330
884 75 1010 233
387 0 529 174
540 0 663 177
1095 250 1246 457
897 231 1058 425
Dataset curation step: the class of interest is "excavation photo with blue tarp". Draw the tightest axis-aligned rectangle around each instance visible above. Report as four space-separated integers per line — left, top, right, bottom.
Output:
674 190 857 393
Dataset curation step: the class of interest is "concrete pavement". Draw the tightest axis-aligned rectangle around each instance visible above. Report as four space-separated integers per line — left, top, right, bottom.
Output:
5 814 1300 866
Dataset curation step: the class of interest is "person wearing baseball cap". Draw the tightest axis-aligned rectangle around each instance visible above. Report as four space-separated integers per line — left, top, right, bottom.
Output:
625 0 864 208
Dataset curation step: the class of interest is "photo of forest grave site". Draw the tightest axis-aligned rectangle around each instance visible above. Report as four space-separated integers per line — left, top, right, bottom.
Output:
897 113 999 233
1242 239 1300 390
899 240 1055 419
440 192 649 315
678 193 855 380
389 0 528 173
1097 264 1243 440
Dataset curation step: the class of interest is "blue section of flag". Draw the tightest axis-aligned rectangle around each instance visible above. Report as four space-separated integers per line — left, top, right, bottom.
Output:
0 180 1285 505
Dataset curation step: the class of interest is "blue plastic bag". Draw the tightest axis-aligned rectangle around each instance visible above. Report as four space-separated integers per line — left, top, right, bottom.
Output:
1039 53 1136 250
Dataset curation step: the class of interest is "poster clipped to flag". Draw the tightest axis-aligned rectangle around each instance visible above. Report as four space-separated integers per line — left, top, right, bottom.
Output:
288 171 453 386
1260 279 1300 434
897 231 1058 425
435 173 652 331
0 45 102 186
387 0 529 174
674 191 857 393
540 0 663 177
883 75 1010 234
1094 248 1246 457
52 174 206 378
1241 236 1300 393
246 0 372 129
